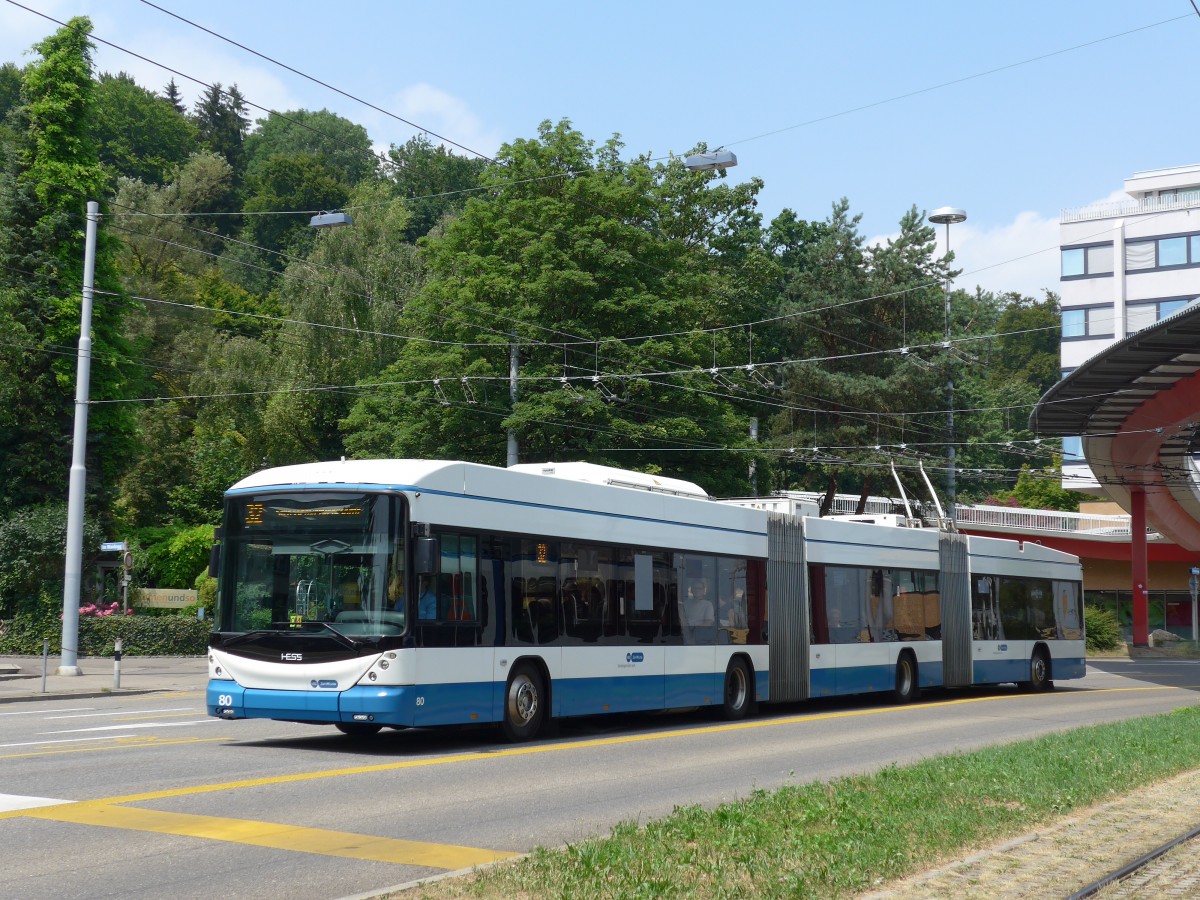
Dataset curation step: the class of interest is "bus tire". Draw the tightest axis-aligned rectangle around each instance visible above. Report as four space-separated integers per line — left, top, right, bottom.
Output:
720 657 752 720
1020 647 1054 693
502 663 545 742
893 651 920 704
335 722 382 737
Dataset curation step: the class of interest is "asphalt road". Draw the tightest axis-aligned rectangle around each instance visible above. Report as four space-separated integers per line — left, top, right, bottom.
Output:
2 659 1198 900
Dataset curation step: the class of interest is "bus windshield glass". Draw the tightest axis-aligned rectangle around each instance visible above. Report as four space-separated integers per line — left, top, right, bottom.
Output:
219 491 406 635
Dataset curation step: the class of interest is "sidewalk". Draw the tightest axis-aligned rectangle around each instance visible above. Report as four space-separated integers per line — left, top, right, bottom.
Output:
0 654 208 701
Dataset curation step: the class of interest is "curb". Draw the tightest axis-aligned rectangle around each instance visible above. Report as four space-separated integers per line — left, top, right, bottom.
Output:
0 688 168 704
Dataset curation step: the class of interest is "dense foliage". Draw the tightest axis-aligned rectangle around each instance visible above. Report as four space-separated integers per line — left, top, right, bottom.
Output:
0 21 1070 633
1084 604 1122 653
0 612 209 655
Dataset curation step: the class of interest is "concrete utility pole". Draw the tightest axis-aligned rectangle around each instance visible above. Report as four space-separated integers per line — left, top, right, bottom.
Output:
507 335 519 467
59 201 99 676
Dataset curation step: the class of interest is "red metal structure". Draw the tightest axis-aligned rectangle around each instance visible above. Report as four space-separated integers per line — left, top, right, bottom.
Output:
1032 305 1200 646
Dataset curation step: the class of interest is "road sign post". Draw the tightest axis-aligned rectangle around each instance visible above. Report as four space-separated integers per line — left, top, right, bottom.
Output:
1189 567 1198 643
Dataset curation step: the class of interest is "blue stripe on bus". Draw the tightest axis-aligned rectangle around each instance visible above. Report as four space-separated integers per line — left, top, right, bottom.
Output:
210 672 749 727
973 658 1029 684
211 655 1086 728
225 482 763 539
1053 657 1085 680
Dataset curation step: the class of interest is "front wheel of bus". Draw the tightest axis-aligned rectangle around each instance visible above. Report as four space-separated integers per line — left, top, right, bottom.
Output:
893 652 920 704
502 664 545 742
720 658 752 720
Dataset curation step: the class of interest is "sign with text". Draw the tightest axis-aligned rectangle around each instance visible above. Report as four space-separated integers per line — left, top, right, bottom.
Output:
136 588 197 609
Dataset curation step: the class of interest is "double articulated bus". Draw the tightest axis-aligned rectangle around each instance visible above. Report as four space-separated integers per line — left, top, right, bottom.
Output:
206 459 1084 741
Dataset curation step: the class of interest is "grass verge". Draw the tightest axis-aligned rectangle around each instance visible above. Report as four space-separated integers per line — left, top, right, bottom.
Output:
401 705 1200 899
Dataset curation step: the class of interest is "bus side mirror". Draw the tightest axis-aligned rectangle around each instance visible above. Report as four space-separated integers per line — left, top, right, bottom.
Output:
208 544 220 578
415 536 441 576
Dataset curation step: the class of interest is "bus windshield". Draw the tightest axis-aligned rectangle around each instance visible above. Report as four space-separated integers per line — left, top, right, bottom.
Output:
218 491 406 636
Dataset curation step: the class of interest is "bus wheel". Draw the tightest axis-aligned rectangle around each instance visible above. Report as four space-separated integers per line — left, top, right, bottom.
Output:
720 658 752 720
893 652 920 704
1020 648 1054 693
335 722 382 737
502 664 545 742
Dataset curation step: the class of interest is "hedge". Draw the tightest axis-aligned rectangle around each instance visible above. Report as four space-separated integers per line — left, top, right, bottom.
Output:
0 614 210 656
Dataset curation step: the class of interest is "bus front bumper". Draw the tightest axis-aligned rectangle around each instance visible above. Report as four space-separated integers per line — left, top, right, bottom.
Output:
206 680 413 727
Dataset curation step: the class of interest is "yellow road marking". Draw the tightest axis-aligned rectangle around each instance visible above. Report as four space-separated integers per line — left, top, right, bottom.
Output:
22 803 516 869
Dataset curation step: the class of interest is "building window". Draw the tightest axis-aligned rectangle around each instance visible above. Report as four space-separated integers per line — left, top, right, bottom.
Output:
1126 297 1197 333
1061 243 1114 278
1125 232 1200 272
1062 305 1113 339
1062 436 1084 463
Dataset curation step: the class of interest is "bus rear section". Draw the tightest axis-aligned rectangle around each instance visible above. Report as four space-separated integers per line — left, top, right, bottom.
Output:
760 514 1084 705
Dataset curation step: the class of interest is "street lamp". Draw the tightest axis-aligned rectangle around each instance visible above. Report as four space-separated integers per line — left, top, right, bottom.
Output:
684 150 737 171
309 211 353 229
927 206 967 523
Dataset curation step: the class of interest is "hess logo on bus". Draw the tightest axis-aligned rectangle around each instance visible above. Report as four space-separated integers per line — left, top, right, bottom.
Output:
281 652 303 661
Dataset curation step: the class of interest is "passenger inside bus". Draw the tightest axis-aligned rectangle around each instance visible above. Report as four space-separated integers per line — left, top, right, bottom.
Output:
415 576 438 619
339 578 361 613
681 578 715 643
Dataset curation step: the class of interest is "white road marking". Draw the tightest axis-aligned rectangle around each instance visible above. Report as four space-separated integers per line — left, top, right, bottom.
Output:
44 707 195 720
0 707 97 717
43 721 216 735
0 794 74 812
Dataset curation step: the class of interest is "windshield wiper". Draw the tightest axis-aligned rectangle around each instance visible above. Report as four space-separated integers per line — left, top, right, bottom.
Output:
219 629 274 648
310 621 365 651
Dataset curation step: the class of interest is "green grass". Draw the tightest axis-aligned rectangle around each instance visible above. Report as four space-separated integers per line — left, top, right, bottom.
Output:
403 706 1200 899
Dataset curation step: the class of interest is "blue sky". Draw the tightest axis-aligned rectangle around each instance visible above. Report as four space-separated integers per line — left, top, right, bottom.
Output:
3 0 1199 298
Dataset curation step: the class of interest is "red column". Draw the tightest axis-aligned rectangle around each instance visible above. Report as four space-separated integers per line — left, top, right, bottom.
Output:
1130 487 1149 647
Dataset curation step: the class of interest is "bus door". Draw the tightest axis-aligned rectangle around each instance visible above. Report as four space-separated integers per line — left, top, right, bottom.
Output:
667 554 718 707
412 533 494 726
834 566 888 695
556 542 627 715
606 550 667 713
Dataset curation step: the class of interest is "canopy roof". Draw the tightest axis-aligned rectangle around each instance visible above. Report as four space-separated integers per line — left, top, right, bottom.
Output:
1031 302 1200 549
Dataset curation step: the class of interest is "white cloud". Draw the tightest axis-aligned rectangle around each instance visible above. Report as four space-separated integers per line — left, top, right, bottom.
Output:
869 189 1133 300
945 211 1060 298
1 4 299 126
370 83 504 158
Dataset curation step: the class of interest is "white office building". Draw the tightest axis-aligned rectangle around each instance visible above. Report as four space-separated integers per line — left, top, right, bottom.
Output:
1059 164 1200 492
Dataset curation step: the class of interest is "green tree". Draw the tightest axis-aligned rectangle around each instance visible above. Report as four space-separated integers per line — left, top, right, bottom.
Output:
162 78 185 115
992 460 1086 512
388 134 487 241
260 178 421 464
991 290 1061 394
93 72 197 184
243 108 376 188
766 201 950 500
0 17 136 512
0 62 23 123
0 502 103 618
344 120 772 495
241 152 351 260
192 82 248 180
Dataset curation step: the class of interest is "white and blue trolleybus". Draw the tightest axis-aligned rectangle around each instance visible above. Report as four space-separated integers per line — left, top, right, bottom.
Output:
206 459 1084 740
